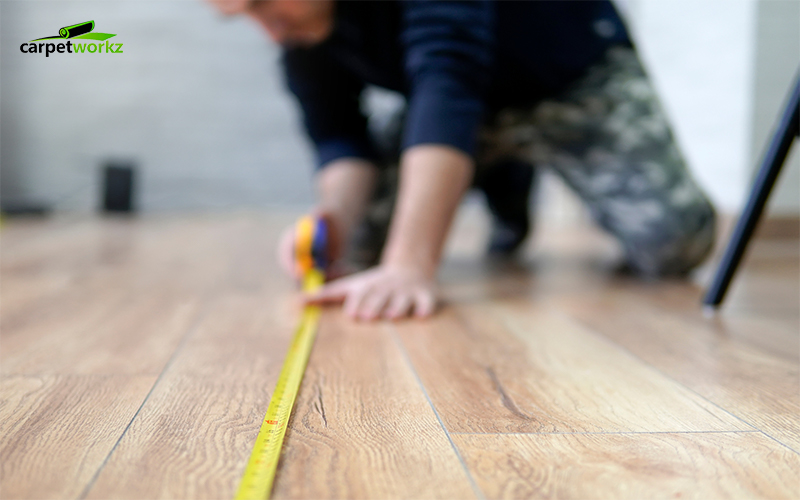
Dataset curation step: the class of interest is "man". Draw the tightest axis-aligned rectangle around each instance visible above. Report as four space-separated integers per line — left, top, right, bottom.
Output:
209 0 717 321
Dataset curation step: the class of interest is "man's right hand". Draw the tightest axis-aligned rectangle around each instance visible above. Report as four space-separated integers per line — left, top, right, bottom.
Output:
277 210 349 282
276 159 378 281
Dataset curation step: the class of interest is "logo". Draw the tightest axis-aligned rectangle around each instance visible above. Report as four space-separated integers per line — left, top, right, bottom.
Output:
20 21 123 57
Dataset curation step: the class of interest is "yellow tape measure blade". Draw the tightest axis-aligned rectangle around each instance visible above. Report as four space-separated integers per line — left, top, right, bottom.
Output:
234 269 324 500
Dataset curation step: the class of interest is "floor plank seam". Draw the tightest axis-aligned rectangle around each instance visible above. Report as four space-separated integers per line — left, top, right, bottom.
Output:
754 430 800 457
387 326 487 500
546 305 800 456
75 292 218 500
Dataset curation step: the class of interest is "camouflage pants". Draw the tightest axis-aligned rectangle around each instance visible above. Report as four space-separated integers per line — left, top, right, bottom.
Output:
476 45 717 277
358 45 717 278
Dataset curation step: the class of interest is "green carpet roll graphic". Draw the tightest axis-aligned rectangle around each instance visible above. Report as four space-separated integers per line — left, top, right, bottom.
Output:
29 20 116 42
59 21 94 38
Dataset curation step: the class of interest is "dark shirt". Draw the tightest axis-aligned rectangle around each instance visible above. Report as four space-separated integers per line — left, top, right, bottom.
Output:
281 0 632 169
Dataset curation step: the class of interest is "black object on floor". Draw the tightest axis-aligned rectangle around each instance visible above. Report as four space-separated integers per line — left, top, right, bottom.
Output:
702 69 799 312
102 162 136 212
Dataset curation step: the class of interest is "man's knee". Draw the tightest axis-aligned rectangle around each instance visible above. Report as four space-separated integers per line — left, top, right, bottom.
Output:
622 196 717 278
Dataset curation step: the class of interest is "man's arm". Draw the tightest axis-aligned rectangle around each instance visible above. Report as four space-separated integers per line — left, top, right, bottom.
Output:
316 158 378 245
381 145 473 277
305 1 494 320
275 40 385 279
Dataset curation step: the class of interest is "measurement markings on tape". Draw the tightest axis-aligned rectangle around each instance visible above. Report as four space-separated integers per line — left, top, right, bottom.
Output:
234 215 327 500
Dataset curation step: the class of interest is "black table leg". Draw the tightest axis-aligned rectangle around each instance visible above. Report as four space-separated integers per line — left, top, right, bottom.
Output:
702 71 800 313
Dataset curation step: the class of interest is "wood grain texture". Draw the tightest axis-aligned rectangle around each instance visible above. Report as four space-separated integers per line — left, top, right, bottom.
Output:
0 213 295 499
271 312 477 500
615 281 799 362
84 295 476 499
0 375 155 499
1 289 204 375
2 211 797 499
395 303 749 434
83 292 296 500
0 216 227 376
554 287 800 451
695 238 799 321
453 432 800 500
1 213 296 376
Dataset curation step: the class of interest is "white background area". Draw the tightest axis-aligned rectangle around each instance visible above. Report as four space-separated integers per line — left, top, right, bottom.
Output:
1 0 798 218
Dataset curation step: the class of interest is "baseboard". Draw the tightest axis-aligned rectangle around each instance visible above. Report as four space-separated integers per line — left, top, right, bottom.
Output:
719 213 800 240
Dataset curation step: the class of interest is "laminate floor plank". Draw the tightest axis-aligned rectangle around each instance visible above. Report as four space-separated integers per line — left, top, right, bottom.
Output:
271 312 477 500
692 238 799 322
82 292 296 500
0 213 259 327
0 374 156 500
2 211 796 499
0 213 285 498
1 288 205 376
84 294 475 499
553 288 800 451
612 281 799 362
1 235 215 376
0 212 295 377
394 302 749 434
0 217 100 258
453 432 800 500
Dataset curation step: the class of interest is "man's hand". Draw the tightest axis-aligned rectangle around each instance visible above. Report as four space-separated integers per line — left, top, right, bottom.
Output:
277 210 347 280
277 158 377 280
304 145 473 321
304 264 438 320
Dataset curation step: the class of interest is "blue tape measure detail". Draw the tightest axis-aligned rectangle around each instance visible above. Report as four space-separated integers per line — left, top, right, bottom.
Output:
312 218 328 271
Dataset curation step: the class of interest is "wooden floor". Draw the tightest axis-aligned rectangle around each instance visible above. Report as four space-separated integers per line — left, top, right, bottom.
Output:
1 207 798 499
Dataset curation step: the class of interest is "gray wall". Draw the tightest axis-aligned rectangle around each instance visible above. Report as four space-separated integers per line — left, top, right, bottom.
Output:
1 0 797 216
1 0 315 211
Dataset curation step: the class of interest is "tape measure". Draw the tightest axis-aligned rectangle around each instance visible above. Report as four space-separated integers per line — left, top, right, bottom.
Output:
234 215 328 500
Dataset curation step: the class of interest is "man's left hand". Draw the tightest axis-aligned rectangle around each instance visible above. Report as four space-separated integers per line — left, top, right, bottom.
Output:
303 264 438 321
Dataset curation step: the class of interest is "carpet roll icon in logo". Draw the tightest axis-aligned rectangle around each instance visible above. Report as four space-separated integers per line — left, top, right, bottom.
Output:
60 21 98 39
32 20 115 41
20 20 123 56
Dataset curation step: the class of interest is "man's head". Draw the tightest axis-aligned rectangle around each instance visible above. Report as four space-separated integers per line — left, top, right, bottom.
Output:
210 0 335 47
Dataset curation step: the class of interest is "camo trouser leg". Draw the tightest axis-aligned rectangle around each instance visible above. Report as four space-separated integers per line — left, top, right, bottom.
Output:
475 45 717 278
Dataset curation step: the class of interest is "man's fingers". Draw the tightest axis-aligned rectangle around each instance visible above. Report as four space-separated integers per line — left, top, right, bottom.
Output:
343 287 369 319
358 290 391 321
304 282 348 304
413 290 437 318
386 294 413 320
299 266 438 321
